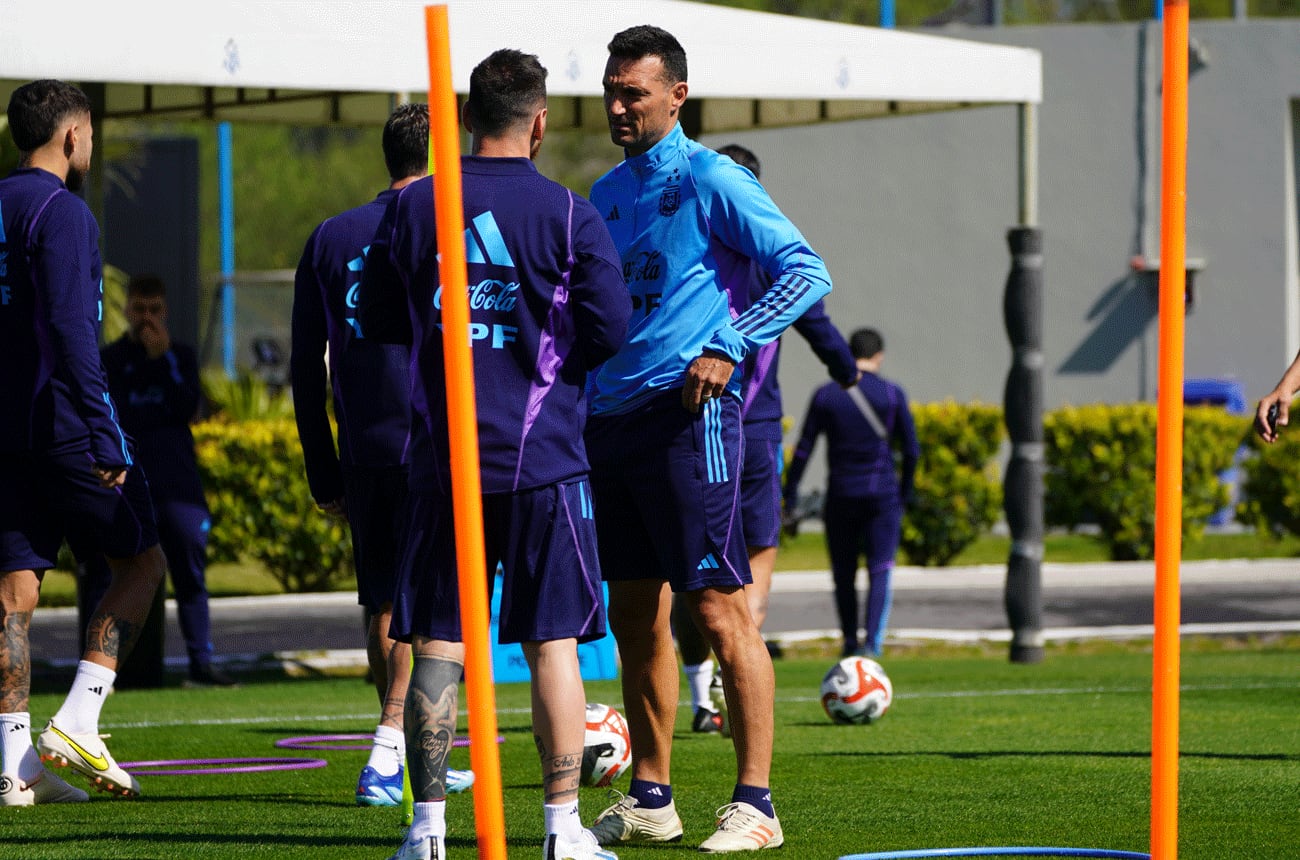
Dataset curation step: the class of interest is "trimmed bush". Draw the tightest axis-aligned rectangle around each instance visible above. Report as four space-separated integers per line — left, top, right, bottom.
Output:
900 401 1004 566
1239 430 1300 538
193 419 353 593
1044 404 1247 560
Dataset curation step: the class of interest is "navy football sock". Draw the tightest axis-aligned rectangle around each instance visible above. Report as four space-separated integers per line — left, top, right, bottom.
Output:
732 783 775 818
629 778 673 809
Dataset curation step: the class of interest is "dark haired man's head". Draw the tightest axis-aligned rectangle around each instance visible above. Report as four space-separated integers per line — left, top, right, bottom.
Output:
607 26 688 85
850 328 884 360
717 144 760 180
7 79 94 190
382 103 430 182
127 274 166 299
464 49 548 140
602 26 690 156
7 79 91 152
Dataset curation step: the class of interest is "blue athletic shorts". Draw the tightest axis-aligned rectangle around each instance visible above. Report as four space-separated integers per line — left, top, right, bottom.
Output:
342 464 409 612
740 435 783 549
389 477 606 645
0 450 159 572
585 388 750 593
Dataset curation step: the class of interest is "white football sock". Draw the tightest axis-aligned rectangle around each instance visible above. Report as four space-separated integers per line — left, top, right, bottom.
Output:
544 800 583 841
0 712 40 781
684 659 715 711
367 724 405 777
409 800 447 841
52 660 117 735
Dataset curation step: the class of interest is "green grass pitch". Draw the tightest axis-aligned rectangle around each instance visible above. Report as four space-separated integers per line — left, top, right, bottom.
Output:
8 640 1297 859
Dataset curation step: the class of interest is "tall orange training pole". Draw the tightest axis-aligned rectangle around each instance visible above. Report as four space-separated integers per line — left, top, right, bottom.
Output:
425 6 507 858
1152 1 1188 858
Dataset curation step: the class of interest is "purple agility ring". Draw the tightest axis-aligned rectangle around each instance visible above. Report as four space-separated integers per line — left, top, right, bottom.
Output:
121 757 328 776
839 849 1150 859
276 733 505 750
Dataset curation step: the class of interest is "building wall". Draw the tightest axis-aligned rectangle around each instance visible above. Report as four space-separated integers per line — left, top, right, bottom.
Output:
702 21 1300 475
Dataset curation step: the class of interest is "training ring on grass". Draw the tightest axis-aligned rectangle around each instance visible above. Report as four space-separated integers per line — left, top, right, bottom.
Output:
276 733 505 750
839 849 1150 859
121 757 329 776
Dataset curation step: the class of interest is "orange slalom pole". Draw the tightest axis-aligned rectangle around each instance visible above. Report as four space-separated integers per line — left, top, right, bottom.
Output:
425 6 507 858
1152 2 1188 858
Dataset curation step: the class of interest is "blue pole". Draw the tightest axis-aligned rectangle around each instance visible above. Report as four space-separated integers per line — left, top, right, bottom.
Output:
879 0 896 28
218 122 236 379
1153 0 1163 20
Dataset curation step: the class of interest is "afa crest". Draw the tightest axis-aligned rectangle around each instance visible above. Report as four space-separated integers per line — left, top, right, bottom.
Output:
659 185 680 216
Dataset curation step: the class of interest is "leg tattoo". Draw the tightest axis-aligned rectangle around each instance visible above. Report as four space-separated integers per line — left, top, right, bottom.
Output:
0 609 32 713
406 655 463 801
85 611 140 663
534 735 583 804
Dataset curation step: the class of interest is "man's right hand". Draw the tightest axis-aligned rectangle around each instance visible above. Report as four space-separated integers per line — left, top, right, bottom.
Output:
92 465 128 488
1255 392 1290 443
319 497 347 519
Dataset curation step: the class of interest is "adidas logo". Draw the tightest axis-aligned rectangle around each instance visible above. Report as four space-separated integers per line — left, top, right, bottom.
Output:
646 786 664 796
697 553 720 571
606 205 620 221
465 211 515 267
7 723 24 733
89 685 104 695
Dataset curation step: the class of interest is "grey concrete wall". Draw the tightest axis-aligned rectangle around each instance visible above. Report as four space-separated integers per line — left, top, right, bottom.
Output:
702 21 1300 477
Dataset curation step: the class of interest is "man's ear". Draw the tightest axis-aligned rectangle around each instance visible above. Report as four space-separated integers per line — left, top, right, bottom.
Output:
461 101 474 134
669 81 689 114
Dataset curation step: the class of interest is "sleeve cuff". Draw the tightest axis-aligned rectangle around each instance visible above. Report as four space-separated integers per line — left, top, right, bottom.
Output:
704 326 748 364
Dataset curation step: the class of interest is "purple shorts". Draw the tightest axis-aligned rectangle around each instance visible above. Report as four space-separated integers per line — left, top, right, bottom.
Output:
389 477 606 645
585 389 750 593
824 493 903 575
341 464 408 612
740 435 783 549
0 450 159 572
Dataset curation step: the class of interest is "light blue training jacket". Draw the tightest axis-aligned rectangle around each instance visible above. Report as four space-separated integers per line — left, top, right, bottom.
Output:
588 124 832 416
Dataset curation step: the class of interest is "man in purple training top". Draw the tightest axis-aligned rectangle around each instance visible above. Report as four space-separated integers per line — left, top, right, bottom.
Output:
0 79 166 804
291 103 471 806
783 328 920 657
359 49 629 860
671 144 858 734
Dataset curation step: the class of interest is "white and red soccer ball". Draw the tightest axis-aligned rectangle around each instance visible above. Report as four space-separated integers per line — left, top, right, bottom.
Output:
581 702 632 787
820 656 893 725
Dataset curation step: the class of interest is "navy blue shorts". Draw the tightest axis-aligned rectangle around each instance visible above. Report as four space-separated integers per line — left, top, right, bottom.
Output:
740 435 783 549
585 389 750 593
0 450 159 572
389 477 606 645
342 464 408 611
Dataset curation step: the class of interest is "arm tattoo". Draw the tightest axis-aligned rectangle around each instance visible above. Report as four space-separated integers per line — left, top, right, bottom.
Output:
0 609 32 713
85 611 140 662
406 655 463 802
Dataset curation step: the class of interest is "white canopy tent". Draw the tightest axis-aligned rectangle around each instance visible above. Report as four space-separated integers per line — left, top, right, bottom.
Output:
0 0 1040 130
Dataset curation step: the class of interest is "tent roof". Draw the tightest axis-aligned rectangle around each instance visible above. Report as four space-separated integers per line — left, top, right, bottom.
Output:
0 1 1040 131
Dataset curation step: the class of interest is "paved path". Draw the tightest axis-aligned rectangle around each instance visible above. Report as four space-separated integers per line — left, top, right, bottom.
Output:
28 558 1300 673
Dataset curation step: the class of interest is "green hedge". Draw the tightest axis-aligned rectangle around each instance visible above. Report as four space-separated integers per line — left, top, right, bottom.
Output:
900 401 1004 566
1239 430 1300 538
194 419 354 593
1044 404 1248 560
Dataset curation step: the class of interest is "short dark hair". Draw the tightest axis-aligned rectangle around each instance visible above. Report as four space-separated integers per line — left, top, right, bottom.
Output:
127 274 166 299
850 328 884 359
464 49 547 138
608 25 688 84
382 103 430 181
6 80 92 152
717 144 760 180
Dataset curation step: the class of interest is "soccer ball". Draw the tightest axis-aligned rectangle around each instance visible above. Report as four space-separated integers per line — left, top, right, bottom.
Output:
820 657 893 725
581 702 632 787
